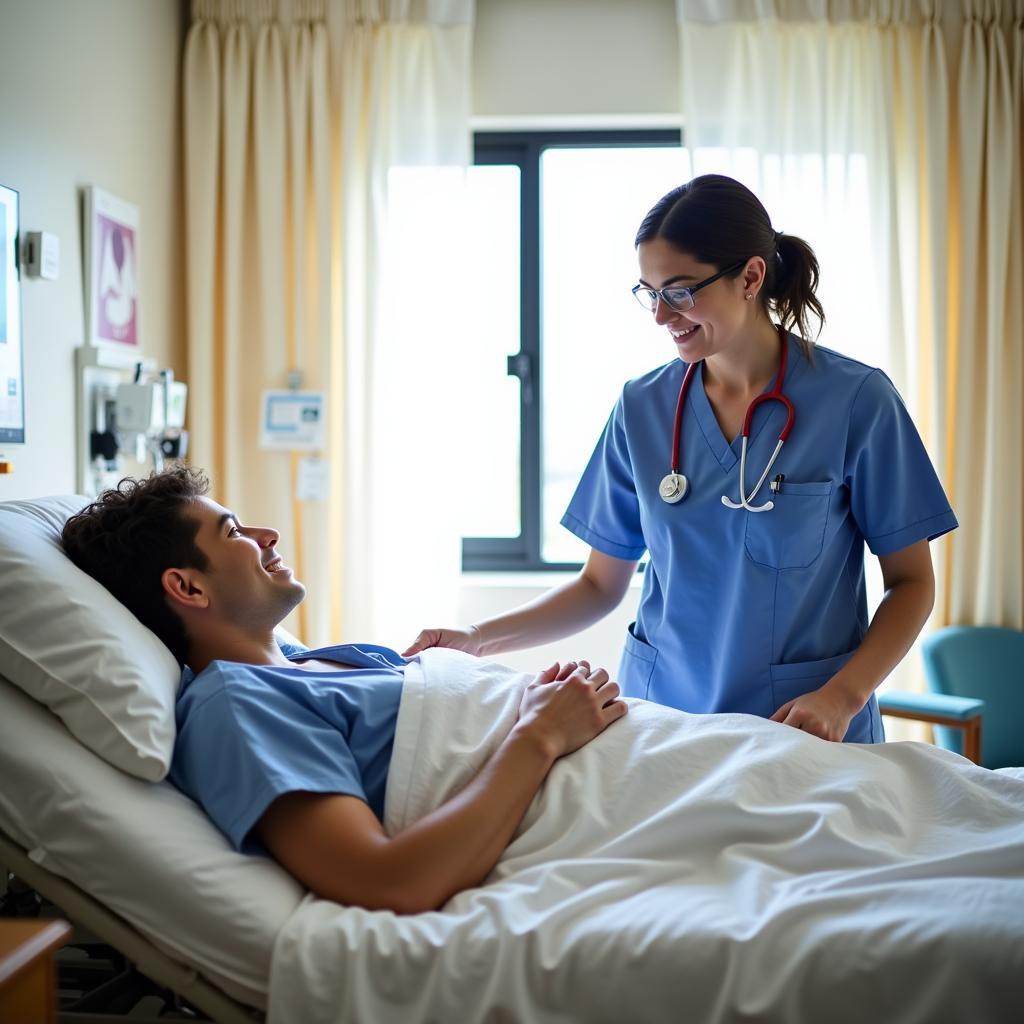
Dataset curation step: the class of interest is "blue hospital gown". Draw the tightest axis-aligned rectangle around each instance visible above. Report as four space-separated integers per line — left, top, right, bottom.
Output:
170 642 405 853
562 334 958 743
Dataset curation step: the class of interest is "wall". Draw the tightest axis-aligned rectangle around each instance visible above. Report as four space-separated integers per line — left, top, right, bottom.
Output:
0 0 185 499
461 0 677 673
473 0 679 125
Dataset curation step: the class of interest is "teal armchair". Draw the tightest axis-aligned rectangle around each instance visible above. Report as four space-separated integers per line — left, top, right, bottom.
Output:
877 626 1024 769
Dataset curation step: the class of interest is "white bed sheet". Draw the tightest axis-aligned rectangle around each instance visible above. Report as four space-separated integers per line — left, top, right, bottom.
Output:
271 648 1024 1024
0 674 304 1011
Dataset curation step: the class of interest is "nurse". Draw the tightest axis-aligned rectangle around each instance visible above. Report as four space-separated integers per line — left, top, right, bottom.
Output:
405 174 958 744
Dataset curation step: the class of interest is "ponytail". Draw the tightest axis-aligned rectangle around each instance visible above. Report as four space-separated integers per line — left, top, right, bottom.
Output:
770 232 825 358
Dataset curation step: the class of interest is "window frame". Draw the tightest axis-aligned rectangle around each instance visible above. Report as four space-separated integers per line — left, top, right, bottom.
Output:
461 128 683 572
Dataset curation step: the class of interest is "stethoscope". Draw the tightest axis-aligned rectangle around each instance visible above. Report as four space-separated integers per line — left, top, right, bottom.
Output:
658 325 795 513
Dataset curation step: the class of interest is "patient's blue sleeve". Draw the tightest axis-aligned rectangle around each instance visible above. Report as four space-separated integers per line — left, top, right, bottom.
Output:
170 646 403 854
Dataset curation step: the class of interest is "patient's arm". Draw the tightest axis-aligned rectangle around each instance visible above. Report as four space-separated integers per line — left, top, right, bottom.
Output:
257 661 627 914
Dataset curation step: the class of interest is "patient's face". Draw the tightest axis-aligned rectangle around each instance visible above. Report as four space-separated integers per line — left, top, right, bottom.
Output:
186 497 305 628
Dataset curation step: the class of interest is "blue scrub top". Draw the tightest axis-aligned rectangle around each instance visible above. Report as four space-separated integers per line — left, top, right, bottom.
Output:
170 642 405 853
562 334 958 743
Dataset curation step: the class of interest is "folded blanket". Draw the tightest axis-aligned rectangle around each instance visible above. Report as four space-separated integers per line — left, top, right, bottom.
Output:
269 648 1024 1024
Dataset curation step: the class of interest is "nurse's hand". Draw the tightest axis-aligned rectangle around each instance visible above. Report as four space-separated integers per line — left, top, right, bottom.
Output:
769 685 858 742
402 625 482 658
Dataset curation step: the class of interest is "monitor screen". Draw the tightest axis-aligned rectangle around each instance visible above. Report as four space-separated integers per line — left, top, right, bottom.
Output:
0 184 25 445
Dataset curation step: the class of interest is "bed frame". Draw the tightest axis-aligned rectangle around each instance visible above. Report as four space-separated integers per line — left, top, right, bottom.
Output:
0 828 263 1024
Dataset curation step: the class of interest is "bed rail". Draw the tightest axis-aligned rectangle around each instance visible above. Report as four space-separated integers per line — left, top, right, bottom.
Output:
0 828 263 1024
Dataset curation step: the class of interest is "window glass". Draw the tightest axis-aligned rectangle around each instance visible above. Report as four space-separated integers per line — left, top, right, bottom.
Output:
458 164 522 539
540 146 690 564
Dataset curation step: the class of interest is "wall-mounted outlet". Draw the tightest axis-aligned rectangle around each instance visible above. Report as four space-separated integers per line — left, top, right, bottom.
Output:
23 231 60 280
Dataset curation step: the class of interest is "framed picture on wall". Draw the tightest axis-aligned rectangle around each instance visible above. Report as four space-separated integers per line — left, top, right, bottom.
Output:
0 183 25 445
84 186 140 354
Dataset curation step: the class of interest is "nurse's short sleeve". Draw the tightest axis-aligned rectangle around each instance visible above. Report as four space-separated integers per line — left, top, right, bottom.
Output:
844 370 958 555
172 680 369 853
561 396 647 560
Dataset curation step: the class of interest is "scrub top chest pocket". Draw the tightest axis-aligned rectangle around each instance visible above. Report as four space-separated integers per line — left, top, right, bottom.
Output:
744 481 833 569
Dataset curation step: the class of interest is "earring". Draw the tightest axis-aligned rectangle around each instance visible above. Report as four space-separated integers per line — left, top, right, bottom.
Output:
745 294 753 301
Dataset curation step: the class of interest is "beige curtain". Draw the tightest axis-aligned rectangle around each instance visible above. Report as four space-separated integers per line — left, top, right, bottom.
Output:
946 0 1024 628
677 1 1024 662
184 0 334 644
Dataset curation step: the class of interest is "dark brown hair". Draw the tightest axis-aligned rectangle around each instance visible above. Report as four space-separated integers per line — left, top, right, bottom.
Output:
61 467 211 667
635 174 825 356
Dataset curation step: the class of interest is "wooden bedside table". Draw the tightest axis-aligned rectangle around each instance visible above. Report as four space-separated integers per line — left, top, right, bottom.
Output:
0 918 73 1024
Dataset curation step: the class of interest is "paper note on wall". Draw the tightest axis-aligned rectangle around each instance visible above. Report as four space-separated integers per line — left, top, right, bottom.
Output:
297 457 330 502
260 391 326 451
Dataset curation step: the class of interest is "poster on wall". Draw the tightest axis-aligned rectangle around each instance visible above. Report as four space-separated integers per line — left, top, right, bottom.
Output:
84 186 140 355
0 184 25 445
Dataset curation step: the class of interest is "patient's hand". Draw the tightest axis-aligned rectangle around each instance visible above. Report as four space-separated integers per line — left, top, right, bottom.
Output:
402 625 482 658
515 660 628 760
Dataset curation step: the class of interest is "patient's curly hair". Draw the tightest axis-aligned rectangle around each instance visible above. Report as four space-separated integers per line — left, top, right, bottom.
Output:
61 467 211 666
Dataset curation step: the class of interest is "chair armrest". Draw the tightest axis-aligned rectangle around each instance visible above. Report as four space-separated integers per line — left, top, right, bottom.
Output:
877 690 985 724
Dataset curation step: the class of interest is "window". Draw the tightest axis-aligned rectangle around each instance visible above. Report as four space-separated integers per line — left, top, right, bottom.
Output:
462 131 688 571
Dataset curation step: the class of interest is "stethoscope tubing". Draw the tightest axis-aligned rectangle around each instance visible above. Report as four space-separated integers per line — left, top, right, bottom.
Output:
669 360 700 474
664 324 795 511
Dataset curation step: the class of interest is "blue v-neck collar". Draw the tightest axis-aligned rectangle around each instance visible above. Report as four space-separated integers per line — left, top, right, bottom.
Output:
689 332 808 474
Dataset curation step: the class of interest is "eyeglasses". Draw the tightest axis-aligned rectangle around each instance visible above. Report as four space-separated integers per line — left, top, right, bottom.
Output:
632 260 747 314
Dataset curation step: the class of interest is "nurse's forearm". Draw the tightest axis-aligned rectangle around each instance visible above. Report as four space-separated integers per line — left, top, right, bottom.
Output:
825 578 935 711
473 575 622 657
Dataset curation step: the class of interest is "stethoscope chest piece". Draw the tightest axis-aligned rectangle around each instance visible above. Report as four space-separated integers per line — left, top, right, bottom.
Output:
659 473 689 504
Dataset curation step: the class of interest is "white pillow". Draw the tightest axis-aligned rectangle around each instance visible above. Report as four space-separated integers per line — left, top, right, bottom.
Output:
0 495 180 781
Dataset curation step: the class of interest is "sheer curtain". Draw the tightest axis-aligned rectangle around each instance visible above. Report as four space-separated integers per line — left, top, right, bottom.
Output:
333 0 474 646
184 0 473 645
676 1 1024 699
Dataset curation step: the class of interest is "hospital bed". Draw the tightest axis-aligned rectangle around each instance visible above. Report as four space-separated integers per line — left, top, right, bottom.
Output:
2 494 1023 1024
0 672 285 1022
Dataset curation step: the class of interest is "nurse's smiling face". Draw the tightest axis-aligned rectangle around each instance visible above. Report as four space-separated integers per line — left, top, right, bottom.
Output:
637 238 764 361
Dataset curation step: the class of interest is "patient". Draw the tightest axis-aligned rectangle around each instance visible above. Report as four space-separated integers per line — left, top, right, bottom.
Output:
61 467 627 915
